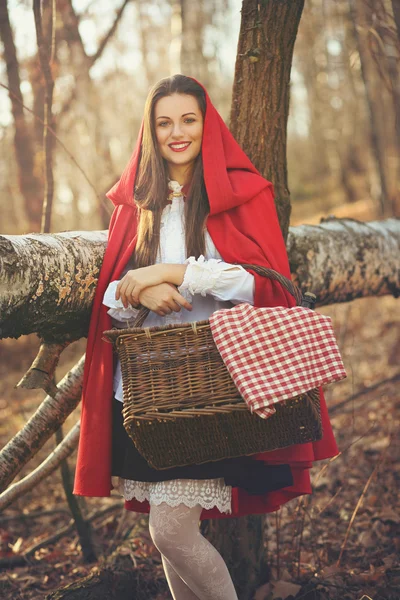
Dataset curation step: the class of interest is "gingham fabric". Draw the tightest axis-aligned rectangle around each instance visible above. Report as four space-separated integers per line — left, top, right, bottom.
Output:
209 303 346 419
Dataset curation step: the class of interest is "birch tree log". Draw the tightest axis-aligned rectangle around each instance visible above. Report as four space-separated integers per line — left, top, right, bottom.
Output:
287 218 400 303
1 219 399 342
0 422 80 511
0 355 84 493
0 230 107 341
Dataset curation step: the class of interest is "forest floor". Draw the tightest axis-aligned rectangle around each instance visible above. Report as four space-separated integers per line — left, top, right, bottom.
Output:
0 198 399 600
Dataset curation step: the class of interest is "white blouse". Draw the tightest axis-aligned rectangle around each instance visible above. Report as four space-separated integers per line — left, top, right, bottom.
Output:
103 180 255 403
103 180 255 513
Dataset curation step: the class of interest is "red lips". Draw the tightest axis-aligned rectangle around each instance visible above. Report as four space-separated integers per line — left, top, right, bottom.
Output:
168 142 191 152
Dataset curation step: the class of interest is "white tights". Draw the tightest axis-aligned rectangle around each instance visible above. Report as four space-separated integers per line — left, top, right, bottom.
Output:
149 502 238 600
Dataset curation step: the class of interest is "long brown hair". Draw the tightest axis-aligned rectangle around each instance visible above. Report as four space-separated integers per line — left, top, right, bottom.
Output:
133 75 209 268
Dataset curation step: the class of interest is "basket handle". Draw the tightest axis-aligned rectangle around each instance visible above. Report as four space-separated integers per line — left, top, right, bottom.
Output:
129 263 303 328
239 263 303 305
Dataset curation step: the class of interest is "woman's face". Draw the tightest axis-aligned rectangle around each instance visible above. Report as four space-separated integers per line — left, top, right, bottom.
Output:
154 93 204 181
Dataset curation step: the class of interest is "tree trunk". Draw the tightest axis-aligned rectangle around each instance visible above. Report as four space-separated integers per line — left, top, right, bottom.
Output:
349 0 398 216
295 1 332 182
230 0 305 241
393 0 400 42
1 218 398 502
0 0 43 231
201 516 268 598
34 0 56 233
58 0 128 229
180 0 210 87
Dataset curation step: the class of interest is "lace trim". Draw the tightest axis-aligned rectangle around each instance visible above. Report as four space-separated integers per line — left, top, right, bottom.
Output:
115 478 232 514
179 255 230 299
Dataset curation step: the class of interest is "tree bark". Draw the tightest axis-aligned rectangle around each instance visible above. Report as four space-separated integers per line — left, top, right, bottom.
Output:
230 0 305 240
1 219 398 343
287 217 400 303
393 0 400 42
201 516 268 598
0 230 107 341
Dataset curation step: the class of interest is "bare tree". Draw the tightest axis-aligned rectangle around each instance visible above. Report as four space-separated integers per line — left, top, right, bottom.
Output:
33 0 56 233
0 0 43 231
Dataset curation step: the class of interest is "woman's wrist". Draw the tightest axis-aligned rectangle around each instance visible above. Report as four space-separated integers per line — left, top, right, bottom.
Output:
157 263 187 286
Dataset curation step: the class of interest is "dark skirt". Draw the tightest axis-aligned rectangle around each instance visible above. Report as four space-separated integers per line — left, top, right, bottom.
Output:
111 398 293 496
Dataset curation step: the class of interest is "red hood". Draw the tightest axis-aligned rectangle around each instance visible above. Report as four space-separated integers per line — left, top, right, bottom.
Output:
73 76 339 511
106 77 270 215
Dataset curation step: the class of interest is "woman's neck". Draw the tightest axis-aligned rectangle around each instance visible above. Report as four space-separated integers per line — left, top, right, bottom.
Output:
167 163 193 186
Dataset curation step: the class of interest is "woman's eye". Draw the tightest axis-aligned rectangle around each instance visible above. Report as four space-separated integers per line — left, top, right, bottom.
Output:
184 118 195 123
159 121 169 127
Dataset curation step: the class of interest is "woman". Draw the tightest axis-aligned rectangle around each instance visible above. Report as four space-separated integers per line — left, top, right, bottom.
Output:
74 75 339 599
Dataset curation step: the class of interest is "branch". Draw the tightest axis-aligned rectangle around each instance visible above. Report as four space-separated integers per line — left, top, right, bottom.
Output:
0 422 80 512
23 503 122 558
0 83 106 210
0 355 84 493
0 503 122 567
17 341 71 396
329 372 400 415
59 0 130 69
89 0 131 66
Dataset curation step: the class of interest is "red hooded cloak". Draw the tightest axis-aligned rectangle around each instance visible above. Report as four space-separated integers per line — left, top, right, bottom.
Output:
73 78 339 519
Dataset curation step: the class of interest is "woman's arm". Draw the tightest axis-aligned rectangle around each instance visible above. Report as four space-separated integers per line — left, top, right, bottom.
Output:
178 257 255 305
115 264 188 307
115 259 254 309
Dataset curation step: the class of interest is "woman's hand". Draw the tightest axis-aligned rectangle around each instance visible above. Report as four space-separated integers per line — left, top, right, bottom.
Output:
115 264 187 307
138 283 192 316
115 265 165 307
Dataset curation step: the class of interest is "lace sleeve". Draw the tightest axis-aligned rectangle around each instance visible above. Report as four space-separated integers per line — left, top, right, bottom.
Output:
103 280 140 324
178 255 254 305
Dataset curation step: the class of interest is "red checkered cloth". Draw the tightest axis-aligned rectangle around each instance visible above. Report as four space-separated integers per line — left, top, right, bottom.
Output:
209 303 347 419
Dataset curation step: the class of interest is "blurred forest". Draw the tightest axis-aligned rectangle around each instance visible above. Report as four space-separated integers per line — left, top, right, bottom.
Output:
0 0 399 235
0 1 399 599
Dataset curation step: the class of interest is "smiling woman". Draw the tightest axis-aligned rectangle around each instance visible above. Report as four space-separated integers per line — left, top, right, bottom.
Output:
73 74 339 600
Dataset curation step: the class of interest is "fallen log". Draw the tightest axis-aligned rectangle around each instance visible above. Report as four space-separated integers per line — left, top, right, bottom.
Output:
1 218 399 342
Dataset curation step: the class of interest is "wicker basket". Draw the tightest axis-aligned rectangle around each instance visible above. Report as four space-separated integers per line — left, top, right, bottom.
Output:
103 264 323 470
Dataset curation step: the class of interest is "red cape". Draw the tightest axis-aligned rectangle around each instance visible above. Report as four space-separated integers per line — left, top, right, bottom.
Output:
73 78 338 519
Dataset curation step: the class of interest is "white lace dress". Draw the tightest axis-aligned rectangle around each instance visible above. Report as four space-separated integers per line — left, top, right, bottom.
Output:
103 180 255 514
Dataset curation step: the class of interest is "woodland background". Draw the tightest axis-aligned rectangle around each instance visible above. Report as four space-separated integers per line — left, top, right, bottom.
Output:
0 0 399 599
